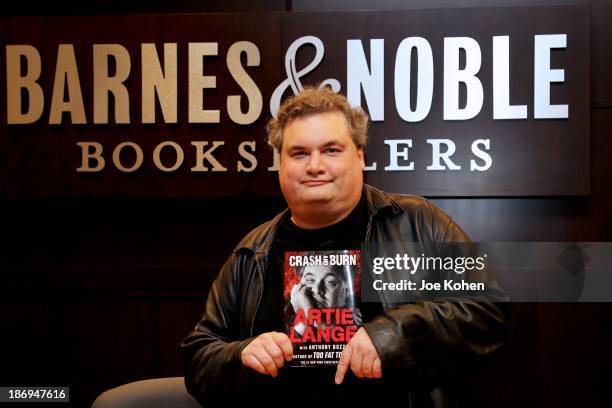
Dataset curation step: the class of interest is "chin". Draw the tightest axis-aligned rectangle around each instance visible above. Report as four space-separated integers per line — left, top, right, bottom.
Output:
301 185 336 198
299 192 334 204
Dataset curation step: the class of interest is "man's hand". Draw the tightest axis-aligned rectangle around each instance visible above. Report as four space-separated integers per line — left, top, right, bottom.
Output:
290 283 317 313
335 327 382 384
241 331 293 377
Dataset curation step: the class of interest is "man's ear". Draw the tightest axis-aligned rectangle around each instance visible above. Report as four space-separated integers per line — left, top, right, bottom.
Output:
357 148 365 169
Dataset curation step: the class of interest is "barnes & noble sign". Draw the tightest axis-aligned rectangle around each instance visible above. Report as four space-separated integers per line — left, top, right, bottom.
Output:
0 4 589 197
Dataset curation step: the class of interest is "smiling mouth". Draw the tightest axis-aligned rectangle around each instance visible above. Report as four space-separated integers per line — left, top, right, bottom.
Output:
301 180 332 186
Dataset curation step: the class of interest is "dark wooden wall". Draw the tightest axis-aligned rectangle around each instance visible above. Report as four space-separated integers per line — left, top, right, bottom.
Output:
1 1 611 407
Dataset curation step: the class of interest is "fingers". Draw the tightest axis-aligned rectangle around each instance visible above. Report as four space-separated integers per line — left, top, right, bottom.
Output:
291 284 303 300
290 285 300 309
261 339 285 373
298 285 311 305
242 344 278 376
350 348 365 378
373 358 382 379
294 283 307 298
247 344 280 377
271 332 294 361
361 354 374 378
335 345 352 384
242 353 268 375
291 283 313 311
241 332 294 378
336 327 383 383
360 356 382 379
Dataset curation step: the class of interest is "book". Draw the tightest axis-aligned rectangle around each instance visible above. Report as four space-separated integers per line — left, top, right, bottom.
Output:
283 249 362 367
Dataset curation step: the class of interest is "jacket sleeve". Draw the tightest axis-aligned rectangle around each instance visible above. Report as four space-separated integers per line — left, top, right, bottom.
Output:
363 202 509 382
180 252 257 404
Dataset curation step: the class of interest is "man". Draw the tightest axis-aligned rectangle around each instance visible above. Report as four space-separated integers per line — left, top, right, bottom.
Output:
181 87 507 407
288 261 362 338
291 264 352 310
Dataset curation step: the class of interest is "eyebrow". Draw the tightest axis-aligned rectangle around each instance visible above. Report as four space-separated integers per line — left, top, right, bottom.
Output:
287 141 345 152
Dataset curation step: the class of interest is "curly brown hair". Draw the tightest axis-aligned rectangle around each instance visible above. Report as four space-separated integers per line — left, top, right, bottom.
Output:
267 86 369 151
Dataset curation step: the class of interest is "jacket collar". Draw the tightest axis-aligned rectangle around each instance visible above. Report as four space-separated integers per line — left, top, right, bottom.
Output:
362 183 403 217
240 184 403 255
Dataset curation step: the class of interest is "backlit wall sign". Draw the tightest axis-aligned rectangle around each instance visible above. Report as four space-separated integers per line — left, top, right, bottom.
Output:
0 4 589 197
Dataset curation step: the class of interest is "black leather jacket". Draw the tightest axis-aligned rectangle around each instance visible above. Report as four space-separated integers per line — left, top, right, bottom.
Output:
181 185 508 407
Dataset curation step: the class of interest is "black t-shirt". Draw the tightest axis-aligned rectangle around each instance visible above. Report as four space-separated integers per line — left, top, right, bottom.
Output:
257 193 369 334
251 194 385 403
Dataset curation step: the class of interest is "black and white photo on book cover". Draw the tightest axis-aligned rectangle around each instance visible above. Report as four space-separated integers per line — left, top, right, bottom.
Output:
283 250 362 367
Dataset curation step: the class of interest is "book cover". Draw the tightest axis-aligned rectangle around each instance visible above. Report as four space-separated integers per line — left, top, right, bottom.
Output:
283 249 362 367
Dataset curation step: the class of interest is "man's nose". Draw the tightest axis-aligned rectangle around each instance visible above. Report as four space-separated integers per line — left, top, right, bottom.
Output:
306 151 325 174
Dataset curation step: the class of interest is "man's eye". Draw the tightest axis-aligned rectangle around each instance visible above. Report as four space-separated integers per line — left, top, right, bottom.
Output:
325 148 339 154
292 151 306 157
325 279 338 288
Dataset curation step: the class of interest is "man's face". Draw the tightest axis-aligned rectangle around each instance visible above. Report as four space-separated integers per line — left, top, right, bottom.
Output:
279 111 365 213
300 265 348 308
